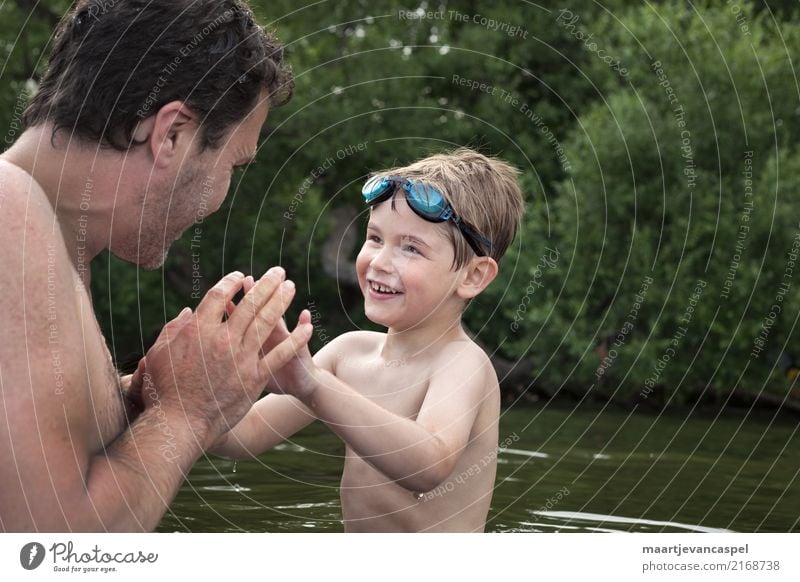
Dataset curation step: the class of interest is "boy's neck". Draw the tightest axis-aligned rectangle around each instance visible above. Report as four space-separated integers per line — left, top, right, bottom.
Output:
380 312 468 361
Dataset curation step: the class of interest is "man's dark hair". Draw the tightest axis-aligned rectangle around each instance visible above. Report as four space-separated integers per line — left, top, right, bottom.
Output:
24 0 294 151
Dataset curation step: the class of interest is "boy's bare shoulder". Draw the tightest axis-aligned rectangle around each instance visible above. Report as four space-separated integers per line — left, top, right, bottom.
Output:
328 330 385 352
318 330 384 373
431 338 497 386
435 338 492 365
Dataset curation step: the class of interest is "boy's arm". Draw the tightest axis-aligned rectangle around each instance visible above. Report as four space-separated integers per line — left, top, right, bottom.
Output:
301 344 492 493
208 332 340 459
208 395 315 459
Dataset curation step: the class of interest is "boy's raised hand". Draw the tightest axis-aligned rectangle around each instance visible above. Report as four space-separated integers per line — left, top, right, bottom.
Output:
228 278 318 400
260 309 318 400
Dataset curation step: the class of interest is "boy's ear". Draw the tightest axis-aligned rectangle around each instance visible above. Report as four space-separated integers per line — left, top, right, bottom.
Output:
132 101 200 169
457 256 499 300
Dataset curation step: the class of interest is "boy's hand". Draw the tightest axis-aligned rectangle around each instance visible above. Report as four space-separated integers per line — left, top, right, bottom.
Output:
260 310 318 402
227 278 318 401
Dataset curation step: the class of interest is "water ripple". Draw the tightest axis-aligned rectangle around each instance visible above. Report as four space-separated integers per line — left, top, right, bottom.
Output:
534 510 733 533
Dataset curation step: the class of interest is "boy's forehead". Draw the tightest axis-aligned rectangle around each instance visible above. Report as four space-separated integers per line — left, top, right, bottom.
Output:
369 198 452 243
369 195 423 229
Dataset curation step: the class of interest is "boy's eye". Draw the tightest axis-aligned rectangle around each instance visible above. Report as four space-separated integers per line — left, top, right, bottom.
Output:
368 234 382 244
403 244 421 255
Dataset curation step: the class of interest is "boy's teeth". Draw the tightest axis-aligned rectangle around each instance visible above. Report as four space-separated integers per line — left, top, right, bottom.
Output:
371 281 399 294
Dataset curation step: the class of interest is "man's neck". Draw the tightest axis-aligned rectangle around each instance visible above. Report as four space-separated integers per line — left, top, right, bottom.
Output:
2 126 119 286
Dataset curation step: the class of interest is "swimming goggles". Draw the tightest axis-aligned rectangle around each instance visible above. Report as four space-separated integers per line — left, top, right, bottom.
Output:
361 175 494 257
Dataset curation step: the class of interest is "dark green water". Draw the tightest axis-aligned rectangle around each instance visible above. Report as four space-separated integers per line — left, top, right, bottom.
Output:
158 405 800 532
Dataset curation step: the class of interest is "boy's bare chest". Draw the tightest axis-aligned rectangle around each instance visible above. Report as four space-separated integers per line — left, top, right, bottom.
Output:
335 356 431 419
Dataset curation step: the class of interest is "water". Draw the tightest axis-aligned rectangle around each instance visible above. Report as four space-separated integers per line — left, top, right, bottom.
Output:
158 404 800 532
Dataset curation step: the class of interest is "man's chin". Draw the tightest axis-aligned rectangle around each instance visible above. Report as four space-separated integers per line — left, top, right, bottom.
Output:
139 252 169 270
111 245 169 270
141 242 172 269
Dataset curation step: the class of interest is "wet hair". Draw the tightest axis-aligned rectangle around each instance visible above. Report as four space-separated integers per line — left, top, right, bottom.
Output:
371 148 525 269
23 0 293 151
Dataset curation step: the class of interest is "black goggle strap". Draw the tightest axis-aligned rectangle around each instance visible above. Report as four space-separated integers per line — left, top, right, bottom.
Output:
407 182 492 252
456 220 494 257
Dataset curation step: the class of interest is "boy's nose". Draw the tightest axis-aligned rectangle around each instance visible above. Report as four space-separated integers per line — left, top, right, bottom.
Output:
370 245 394 273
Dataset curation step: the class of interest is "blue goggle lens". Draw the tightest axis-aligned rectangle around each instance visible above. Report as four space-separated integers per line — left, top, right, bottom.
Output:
362 175 389 202
404 180 449 221
362 176 449 220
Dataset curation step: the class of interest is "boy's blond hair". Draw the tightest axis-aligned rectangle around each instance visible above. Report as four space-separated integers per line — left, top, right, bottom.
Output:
372 148 525 269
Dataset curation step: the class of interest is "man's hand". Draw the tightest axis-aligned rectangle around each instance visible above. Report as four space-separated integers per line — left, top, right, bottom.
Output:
142 268 313 449
119 360 147 422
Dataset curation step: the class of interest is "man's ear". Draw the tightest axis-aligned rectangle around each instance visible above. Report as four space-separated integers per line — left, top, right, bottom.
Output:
457 256 499 300
132 101 199 169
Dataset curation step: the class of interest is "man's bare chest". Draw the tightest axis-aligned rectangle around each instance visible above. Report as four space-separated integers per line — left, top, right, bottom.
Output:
72 290 128 448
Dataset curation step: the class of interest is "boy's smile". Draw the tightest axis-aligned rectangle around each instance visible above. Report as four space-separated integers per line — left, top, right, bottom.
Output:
356 194 465 331
367 279 403 298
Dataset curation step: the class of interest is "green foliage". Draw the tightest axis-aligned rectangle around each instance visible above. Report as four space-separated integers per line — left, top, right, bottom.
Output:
511 1 800 402
0 1 67 147
3 1 799 405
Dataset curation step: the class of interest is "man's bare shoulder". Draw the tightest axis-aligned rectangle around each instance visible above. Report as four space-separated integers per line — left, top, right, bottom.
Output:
0 159 80 357
0 159 63 248
0 158 53 211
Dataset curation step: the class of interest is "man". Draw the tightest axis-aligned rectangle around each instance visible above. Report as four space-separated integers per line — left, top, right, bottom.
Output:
0 0 310 531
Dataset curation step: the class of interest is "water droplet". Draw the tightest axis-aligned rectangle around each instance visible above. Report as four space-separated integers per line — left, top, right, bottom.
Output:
232 461 237 473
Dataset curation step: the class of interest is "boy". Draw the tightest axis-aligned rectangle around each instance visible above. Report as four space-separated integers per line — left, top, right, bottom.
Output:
211 148 524 532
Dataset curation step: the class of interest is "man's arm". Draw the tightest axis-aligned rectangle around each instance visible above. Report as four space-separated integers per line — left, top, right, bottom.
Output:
3 278 309 531
0 176 311 531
